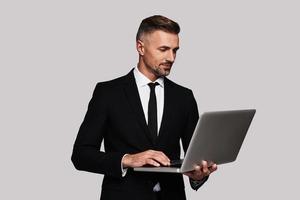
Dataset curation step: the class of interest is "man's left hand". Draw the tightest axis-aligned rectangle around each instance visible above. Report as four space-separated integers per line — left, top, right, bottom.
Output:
184 160 217 181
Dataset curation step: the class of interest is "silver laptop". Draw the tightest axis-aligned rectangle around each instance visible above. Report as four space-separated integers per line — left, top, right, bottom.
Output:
133 109 256 173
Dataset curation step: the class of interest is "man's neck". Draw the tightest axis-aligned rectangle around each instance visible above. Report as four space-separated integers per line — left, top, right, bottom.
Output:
137 63 158 82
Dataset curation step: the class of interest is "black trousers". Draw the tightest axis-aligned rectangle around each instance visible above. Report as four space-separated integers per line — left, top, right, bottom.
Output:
154 191 162 200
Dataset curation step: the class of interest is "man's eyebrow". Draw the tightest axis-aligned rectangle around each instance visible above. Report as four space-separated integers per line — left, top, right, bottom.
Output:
158 46 180 50
158 46 170 49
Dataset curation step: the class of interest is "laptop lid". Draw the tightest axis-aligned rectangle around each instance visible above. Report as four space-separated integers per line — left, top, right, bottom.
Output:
134 109 256 173
181 109 256 172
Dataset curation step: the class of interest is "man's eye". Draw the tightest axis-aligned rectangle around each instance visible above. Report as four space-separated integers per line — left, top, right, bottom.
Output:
159 48 168 52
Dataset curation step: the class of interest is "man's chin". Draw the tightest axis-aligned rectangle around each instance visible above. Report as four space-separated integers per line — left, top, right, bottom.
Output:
157 70 170 77
163 70 170 76
153 66 171 77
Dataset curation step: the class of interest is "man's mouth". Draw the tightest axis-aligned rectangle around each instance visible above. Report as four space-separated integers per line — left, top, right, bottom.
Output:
161 63 172 68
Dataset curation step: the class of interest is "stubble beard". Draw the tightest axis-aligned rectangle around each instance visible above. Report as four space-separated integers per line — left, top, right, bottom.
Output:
153 65 171 77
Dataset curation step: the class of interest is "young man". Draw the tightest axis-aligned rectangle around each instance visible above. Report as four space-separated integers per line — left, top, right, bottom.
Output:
72 15 217 200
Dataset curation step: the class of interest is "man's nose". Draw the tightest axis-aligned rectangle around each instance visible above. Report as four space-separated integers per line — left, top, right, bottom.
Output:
166 50 175 62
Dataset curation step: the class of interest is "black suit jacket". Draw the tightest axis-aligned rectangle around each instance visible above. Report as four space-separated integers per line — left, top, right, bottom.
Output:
72 70 204 200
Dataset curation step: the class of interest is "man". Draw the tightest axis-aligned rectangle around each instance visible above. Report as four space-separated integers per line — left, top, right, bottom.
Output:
72 15 217 200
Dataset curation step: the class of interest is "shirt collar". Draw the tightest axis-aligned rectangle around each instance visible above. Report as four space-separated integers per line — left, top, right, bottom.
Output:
133 67 164 88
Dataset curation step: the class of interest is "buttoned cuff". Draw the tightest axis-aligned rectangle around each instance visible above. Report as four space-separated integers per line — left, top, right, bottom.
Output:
121 154 128 177
189 176 209 191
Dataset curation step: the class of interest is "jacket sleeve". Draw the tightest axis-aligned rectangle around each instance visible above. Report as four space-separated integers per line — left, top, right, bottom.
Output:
71 83 124 178
181 90 209 190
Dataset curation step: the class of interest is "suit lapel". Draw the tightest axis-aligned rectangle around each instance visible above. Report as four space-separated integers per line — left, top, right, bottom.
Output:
123 70 154 144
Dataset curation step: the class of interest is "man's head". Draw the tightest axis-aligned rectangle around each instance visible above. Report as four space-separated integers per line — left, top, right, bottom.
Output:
136 15 180 81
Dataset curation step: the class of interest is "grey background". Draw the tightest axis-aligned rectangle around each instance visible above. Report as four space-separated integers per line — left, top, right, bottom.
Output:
1 0 299 199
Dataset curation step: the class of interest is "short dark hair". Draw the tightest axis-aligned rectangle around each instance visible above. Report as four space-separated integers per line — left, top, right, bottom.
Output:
136 15 180 41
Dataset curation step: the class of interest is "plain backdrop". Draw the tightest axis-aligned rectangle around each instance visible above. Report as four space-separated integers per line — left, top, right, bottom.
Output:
1 0 299 199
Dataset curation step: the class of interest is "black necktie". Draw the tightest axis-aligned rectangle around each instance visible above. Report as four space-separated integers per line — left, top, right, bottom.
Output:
148 82 159 141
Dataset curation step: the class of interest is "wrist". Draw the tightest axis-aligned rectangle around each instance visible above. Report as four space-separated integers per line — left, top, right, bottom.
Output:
121 154 131 168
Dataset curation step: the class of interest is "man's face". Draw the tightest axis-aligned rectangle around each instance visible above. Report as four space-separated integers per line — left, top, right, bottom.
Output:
137 30 179 79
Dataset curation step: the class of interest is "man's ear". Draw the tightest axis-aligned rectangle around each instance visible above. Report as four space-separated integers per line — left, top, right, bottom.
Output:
136 40 144 56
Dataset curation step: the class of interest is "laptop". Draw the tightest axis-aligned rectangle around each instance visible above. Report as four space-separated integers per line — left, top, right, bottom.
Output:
133 109 256 173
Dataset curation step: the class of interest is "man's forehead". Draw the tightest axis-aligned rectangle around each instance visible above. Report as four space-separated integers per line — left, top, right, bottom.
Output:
144 30 178 39
144 30 179 46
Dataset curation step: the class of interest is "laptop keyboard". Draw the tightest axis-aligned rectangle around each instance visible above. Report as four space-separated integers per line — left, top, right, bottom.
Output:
169 159 183 168
141 159 183 168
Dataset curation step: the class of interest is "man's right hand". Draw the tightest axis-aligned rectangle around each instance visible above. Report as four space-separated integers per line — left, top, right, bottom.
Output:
121 150 170 168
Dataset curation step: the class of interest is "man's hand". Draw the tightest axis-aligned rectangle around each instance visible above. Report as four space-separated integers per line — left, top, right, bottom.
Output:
184 160 217 181
122 150 170 168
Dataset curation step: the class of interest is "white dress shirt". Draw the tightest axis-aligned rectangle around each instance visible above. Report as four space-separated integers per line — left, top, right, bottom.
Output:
133 67 164 132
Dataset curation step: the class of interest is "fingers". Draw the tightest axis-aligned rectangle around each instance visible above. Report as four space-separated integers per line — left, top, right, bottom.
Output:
122 150 170 168
145 158 161 167
201 160 218 175
185 160 218 180
209 163 218 172
201 160 210 176
145 150 170 166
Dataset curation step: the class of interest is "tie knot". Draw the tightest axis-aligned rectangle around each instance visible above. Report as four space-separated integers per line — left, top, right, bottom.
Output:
148 82 159 91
